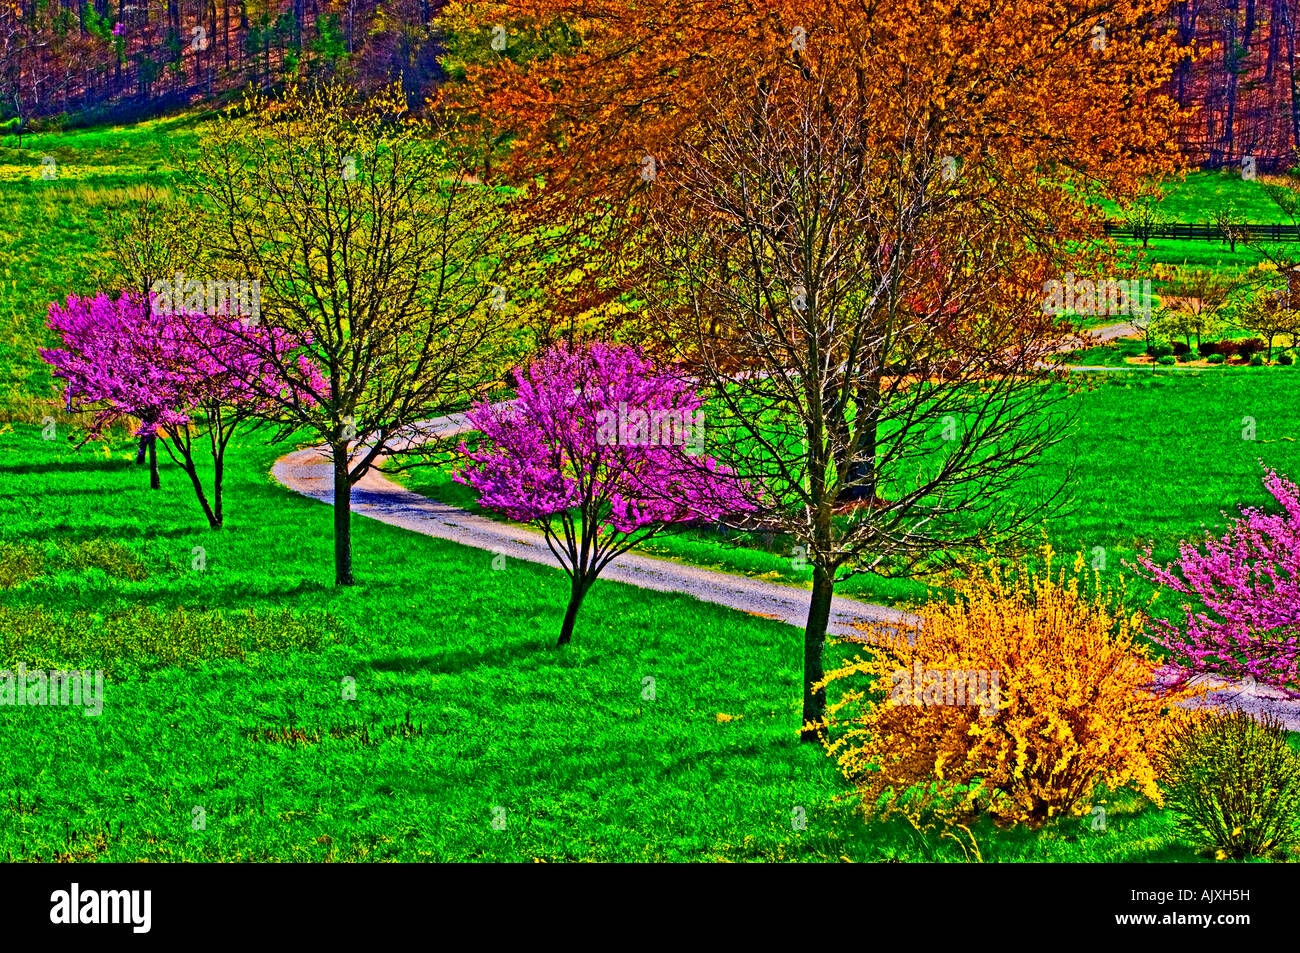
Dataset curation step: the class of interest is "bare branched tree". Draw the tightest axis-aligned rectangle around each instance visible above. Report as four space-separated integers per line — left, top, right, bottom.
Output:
641 77 1074 741
184 82 518 584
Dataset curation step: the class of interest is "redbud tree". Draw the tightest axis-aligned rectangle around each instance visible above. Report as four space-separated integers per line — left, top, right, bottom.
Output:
1133 468 1300 697
457 342 754 646
42 292 320 529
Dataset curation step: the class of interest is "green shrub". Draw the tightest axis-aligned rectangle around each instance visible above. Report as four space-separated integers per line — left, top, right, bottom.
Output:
1207 354 1225 364
1152 344 1174 358
1250 354 1265 366
1238 337 1267 359
1157 355 1177 366
1157 711 1300 860
1279 352 1295 366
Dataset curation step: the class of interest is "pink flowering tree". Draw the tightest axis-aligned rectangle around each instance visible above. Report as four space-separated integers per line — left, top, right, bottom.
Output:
43 292 180 489
457 342 755 646
1132 467 1300 697
41 292 322 529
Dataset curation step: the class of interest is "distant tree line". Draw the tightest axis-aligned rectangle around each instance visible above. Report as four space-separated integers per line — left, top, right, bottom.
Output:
1164 0 1300 170
0 0 445 127
5 0 1300 173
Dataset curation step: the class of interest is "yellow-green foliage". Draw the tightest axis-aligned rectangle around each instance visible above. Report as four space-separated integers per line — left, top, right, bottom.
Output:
1158 711 1300 860
820 549 1203 829
0 539 151 588
0 605 341 676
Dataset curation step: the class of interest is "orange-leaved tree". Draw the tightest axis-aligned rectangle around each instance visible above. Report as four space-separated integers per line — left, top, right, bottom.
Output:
439 0 1188 331
440 0 1190 738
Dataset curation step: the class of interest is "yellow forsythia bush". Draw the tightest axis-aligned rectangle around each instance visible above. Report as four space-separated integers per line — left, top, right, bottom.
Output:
820 549 1203 829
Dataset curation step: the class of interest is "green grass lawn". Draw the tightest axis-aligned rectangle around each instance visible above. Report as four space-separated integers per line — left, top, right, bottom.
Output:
1154 170 1297 225
1094 168 1298 225
0 116 203 417
0 421 1237 862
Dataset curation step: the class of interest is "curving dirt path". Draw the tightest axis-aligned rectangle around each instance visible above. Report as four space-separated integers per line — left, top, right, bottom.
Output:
271 412 913 638
270 408 1300 729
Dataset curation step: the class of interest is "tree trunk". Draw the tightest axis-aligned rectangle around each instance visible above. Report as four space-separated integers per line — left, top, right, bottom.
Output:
800 562 835 743
839 380 882 503
557 576 589 647
160 426 224 529
148 434 160 490
179 455 220 528
332 444 353 586
1287 0 1300 151
213 451 223 527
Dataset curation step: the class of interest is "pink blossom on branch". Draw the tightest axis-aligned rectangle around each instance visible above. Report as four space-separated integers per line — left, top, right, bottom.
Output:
40 291 323 526
42 292 322 437
1132 467 1300 697
456 341 755 645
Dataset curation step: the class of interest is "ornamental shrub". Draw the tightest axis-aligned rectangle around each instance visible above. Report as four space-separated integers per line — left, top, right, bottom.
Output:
1238 337 1266 359
820 550 1202 829
1157 711 1300 859
1132 468 1300 695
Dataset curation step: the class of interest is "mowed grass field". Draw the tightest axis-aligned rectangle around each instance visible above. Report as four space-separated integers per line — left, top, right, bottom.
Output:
3 119 1300 861
0 116 201 416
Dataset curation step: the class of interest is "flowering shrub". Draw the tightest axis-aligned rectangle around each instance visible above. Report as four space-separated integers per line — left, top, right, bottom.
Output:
41 291 323 526
42 292 321 440
820 550 1202 828
1133 468 1300 697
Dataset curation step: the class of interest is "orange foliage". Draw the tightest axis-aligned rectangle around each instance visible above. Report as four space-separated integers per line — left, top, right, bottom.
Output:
441 0 1190 329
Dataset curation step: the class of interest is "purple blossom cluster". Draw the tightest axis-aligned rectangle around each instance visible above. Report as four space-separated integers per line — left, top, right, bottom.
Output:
41 291 323 437
1135 468 1300 696
456 341 752 535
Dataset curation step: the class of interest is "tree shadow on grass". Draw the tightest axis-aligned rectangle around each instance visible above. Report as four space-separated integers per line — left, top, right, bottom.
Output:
0 459 137 476
2 524 205 544
0 484 155 501
372 640 548 677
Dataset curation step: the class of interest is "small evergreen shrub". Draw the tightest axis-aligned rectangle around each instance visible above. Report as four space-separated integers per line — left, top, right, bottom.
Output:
1250 354 1265 366
1207 354 1225 364
1157 355 1177 366
1279 352 1295 366
1238 337 1267 359
1158 711 1300 859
